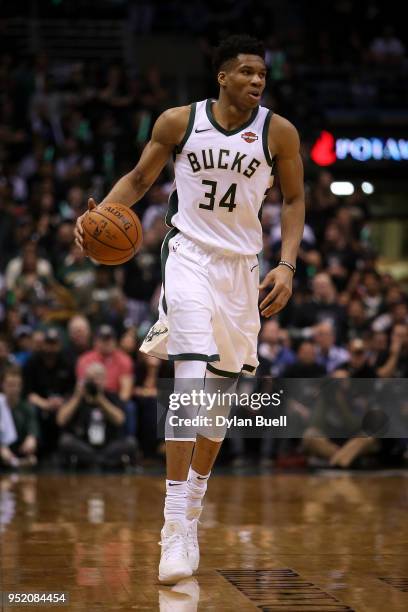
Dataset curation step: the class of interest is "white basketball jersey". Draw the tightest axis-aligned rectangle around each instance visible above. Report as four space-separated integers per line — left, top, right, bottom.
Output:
167 99 274 255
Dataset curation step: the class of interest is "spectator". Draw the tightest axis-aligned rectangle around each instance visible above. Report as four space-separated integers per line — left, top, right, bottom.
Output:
89 267 118 325
0 366 39 468
258 320 296 377
302 369 380 468
77 325 133 400
340 338 377 378
284 273 347 343
314 321 349 373
23 327 75 456
31 329 45 354
55 137 94 183
57 243 96 311
66 315 92 366
60 185 87 221
346 299 370 341
105 289 133 338
50 221 76 272
12 325 33 366
321 221 357 291
360 271 384 320
119 326 139 362
283 341 326 378
3 217 34 265
5 241 53 292
57 362 137 468
367 330 389 369
372 299 408 333
0 338 16 385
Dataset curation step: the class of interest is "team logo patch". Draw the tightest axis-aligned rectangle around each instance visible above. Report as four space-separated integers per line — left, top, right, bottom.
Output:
241 131 258 143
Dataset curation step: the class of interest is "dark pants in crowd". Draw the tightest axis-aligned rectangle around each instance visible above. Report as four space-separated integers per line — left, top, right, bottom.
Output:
58 433 138 468
124 400 137 436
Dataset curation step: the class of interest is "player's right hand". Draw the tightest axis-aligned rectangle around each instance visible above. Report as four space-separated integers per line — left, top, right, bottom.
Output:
74 197 97 250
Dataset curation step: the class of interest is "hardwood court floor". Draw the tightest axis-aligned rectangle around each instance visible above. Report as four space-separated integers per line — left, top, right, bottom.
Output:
0 471 407 611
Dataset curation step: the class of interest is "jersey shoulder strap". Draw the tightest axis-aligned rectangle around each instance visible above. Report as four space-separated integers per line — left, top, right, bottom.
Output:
256 106 274 167
174 101 201 154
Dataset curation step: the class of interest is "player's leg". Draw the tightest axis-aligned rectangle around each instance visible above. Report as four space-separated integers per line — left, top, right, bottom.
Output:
188 369 236 490
159 359 206 584
185 436 224 573
190 434 223 476
186 369 239 571
156 234 222 581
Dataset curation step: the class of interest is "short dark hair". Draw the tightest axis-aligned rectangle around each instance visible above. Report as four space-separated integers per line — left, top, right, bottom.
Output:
213 34 265 73
3 364 22 380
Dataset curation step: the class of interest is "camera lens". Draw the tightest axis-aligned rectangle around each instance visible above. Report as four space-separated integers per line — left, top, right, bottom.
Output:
85 381 98 396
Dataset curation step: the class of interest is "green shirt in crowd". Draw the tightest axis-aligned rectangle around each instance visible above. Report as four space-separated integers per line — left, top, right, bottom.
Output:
11 400 40 446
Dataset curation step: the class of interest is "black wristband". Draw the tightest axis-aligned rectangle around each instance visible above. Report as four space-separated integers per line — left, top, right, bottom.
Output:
278 260 296 275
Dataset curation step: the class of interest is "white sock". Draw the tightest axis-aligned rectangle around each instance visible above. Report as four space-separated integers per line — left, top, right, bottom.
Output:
187 467 210 512
164 480 188 522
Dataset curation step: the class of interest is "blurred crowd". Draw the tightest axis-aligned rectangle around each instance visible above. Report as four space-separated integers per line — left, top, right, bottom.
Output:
1 14 408 471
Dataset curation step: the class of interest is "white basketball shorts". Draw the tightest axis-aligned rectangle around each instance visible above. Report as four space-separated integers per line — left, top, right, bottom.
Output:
140 230 261 377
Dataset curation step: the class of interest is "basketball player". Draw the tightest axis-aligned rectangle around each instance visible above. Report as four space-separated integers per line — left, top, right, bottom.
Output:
75 35 305 584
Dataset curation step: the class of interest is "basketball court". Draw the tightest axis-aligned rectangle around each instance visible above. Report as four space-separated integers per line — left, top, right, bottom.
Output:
1 470 406 611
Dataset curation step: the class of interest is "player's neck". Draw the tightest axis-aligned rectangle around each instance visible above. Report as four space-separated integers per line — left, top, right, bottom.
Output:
212 94 255 131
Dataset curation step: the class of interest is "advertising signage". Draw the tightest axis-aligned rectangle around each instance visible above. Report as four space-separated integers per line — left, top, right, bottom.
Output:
311 130 408 166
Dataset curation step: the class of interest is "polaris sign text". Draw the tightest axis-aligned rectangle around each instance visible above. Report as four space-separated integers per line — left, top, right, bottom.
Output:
311 130 408 166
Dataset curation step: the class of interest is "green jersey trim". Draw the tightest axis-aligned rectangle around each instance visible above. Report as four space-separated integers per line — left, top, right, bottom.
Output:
206 363 241 378
205 99 259 136
160 227 179 315
262 109 274 166
169 353 220 362
165 189 179 228
175 103 197 154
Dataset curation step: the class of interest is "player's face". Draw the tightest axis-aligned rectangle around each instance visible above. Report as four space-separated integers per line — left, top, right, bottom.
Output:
220 54 267 110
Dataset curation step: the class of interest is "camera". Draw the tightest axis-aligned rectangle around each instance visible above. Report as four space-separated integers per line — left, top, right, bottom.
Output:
85 381 99 397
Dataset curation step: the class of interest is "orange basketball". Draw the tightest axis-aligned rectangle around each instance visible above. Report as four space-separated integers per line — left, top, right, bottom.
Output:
82 202 143 265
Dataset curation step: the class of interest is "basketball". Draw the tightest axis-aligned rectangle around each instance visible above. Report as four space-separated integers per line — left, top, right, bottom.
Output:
82 202 143 265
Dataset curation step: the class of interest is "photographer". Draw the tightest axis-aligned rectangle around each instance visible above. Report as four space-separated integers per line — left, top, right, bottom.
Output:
57 363 137 469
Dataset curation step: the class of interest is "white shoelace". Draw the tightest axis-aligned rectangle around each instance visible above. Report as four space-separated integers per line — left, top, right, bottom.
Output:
187 519 199 548
159 533 187 560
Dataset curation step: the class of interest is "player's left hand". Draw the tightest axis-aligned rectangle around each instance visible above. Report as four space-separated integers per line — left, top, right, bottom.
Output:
259 266 293 317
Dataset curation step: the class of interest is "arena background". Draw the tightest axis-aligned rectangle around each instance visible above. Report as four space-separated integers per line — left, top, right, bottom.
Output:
0 2 407 611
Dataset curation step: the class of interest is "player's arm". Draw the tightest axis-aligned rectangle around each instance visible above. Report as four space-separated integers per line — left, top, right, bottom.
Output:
74 106 190 249
259 116 305 317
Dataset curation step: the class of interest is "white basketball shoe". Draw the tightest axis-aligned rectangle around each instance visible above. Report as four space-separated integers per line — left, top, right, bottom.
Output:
186 507 202 572
159 519 192 584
